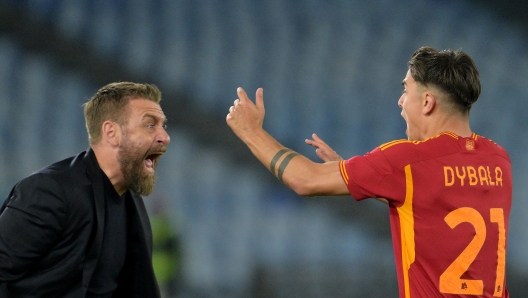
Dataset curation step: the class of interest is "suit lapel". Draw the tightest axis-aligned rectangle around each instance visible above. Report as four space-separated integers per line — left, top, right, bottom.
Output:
113 192 160 297
81 148 106 290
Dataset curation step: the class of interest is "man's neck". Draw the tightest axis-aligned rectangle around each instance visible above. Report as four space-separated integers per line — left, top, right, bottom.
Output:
421 114 472 140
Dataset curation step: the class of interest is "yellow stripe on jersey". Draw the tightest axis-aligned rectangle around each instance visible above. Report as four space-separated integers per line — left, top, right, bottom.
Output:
380 139 412 151
379 139 408 149
379 132 460 151
397 165 415 298
442 131 459 139
339 160 349 185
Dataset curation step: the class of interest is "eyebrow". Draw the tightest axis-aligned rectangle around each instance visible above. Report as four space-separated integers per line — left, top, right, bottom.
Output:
143 113 168 125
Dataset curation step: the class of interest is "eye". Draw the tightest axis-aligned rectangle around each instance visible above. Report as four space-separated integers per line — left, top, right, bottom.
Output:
147 124 154 129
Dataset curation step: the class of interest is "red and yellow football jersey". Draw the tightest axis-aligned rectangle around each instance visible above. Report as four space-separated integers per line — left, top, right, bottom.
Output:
340 132 511 298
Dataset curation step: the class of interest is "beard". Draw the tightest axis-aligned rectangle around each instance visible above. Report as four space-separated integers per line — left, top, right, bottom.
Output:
118 139 161 196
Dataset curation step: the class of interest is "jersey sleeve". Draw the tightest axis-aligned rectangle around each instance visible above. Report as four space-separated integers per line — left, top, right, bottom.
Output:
339 147 406 205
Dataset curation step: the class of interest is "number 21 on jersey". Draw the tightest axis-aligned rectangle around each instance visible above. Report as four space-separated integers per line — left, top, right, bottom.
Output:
439 207 506 296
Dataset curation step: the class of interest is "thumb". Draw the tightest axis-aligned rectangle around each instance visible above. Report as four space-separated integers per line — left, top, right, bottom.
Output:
255 88 264 110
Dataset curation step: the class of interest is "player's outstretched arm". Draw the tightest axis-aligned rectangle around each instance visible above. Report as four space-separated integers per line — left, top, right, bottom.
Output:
226 88 349 196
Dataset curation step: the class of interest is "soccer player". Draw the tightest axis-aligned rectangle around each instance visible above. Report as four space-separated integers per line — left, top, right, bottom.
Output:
226 46 511 297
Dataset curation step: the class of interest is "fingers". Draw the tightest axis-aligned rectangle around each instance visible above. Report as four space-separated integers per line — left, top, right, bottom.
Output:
255 88 264 110
236 87 264 108
227 88 265 135
227 88 254 123
305 138 317 148
315 148 326 160
311 133 327 145
305 133 342 162
237 87 250 103
305 133 325 148
227 99 238 122
229 88 250 120
228 97 241 117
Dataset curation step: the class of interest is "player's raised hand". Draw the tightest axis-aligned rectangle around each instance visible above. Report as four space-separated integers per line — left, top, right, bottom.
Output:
305 133 342 162
227 87 265 140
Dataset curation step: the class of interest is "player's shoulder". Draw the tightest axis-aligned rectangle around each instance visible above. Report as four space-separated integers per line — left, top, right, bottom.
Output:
473 134 510 161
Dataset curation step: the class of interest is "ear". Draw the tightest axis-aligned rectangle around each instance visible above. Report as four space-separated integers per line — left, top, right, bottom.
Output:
101 121 121 146
422 92 436 115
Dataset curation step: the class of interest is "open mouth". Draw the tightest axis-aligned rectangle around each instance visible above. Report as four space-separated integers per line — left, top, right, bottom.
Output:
144 152 163 173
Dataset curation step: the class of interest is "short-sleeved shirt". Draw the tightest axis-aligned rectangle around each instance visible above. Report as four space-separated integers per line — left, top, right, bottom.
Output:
339 132 511 298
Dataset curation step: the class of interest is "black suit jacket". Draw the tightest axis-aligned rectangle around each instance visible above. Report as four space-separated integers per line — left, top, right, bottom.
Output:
0 149 161 298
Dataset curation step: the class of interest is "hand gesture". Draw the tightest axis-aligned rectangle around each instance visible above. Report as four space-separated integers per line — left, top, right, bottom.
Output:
226 88 265 140
305 133 342 162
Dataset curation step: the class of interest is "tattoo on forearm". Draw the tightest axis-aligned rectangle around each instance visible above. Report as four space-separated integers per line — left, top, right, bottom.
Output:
270 149 290 175
269 148 300 182
277 152 300 182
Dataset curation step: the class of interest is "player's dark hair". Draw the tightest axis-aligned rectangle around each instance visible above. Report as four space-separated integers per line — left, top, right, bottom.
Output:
83 82 162 145
408 46 481 115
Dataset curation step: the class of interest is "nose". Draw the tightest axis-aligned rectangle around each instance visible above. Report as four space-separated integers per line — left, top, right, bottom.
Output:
398 94 404 108
157 127 171 146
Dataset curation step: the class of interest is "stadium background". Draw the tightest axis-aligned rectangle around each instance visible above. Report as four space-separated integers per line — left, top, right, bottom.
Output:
0 0 527 297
